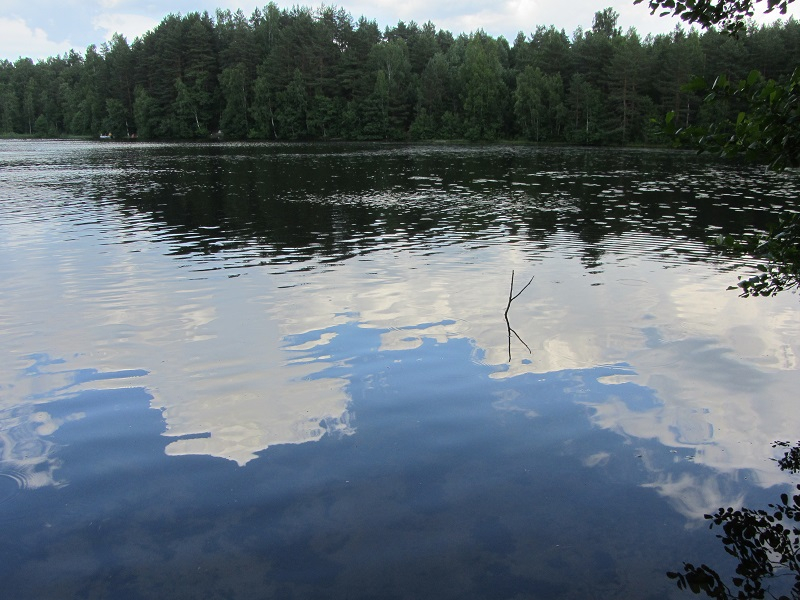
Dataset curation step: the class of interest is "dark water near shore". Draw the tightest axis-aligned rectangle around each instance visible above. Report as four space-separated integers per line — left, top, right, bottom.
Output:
1 140 799 599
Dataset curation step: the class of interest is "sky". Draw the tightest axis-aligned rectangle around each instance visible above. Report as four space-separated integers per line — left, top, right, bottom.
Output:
1 0 798 62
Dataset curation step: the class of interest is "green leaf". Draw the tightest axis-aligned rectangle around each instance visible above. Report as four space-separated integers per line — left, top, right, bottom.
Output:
681 76 708 92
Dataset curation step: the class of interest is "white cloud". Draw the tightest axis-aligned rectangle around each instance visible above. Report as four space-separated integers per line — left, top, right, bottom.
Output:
0 16 72 61
4 0 800 61
341 0 800 40
91 12 159 42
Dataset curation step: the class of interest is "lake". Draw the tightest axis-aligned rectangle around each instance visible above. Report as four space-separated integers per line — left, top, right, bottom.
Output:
1 139 798 599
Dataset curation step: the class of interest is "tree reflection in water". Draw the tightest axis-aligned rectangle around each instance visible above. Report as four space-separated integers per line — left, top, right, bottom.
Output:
668 442 800 600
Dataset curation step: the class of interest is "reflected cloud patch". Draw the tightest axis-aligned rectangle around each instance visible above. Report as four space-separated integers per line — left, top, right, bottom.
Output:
0 354 150 490
583 452 611 468
642 472 745 522
162 324 359 466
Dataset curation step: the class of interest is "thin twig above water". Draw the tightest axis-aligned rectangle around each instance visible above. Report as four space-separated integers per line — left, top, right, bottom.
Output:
505 270 534 362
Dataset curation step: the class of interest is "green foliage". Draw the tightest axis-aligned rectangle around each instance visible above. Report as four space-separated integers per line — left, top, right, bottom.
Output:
440 110 463 138
250 62 277 139
605 31 648 143
514 66 545 139
717 213 800 297
174 76 211 137
33 114 49 137
102 98 128 137
0 83 20 133
566 73 602 143
307 94 339 138
514 67 567 141
461 33 507 140
641 0 800 300
634 0 796 36
133 86 157 138
361 70 390 139
276 69 308 139
417 52 451 124
367 38 414 138
593 7 623 37
219 63 249 137
669 69 800 169
1 3 798 143
409 107 436 139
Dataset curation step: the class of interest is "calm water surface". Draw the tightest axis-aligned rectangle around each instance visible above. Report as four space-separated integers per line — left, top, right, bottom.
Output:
1 140 799 599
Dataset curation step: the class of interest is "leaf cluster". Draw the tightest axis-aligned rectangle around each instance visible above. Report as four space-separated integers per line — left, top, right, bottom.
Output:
659 67 800 299
634 0 796 36
716 213 800 297
668 442 800 600
774 441 800 474
666 68 800 169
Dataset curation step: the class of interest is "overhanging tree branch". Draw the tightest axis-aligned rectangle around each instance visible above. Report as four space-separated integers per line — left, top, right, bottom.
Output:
634 0 796 36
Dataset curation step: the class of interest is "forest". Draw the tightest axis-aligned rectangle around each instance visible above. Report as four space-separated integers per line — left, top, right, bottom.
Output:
0 3 798 144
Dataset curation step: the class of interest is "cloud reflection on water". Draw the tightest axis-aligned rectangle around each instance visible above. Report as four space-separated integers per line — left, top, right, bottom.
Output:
284 231 800 518
0 354 147 489
0 202 355 471
3 214 800 503
1 148 800 527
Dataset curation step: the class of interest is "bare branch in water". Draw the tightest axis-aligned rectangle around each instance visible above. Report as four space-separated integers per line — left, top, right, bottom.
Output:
505 270 534 362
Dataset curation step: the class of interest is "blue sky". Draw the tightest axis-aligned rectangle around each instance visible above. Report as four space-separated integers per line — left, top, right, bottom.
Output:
1 0 797 62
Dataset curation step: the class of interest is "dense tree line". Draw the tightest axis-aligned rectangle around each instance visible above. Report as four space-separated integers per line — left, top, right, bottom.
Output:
0 3 798 143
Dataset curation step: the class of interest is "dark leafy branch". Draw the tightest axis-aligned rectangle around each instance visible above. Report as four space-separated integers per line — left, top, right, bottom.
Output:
665 68 800 170
718 213 800 298
644 0 800 591
641 0 800 169
634 0 796 36
667 442 800 600
774 441 800 474
639 0 800 299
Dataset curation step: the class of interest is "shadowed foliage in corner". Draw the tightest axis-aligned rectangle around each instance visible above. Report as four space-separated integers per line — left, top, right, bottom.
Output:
634 0 796 36
667 442 800 600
